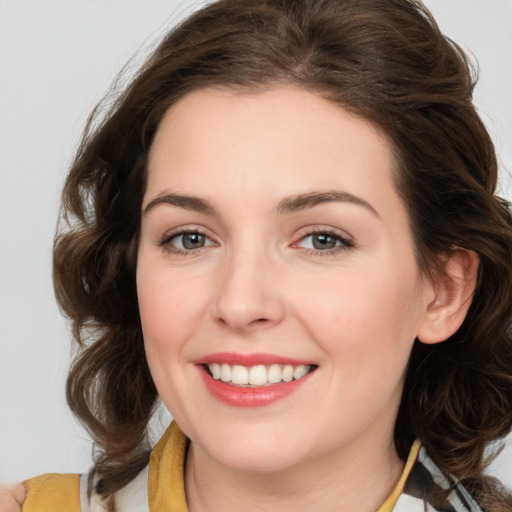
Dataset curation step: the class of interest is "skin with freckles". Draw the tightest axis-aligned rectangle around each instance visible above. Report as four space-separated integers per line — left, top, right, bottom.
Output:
136 86 473 512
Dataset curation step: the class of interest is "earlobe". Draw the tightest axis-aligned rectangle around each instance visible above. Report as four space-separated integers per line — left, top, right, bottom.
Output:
417 249 479 345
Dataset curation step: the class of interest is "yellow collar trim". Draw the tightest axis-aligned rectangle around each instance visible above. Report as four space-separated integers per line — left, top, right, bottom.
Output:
148 421 189 512
148 423 421 512
377 439 421 512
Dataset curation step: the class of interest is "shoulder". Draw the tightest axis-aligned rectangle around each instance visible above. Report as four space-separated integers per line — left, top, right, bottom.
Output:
23 468 151 512
21 423 186 512
23 473 81 512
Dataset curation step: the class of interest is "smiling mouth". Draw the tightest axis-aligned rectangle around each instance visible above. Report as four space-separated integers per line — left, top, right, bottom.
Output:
204 363 317 387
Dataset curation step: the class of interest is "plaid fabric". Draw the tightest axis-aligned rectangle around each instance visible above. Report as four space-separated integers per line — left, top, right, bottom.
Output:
394 446 483 512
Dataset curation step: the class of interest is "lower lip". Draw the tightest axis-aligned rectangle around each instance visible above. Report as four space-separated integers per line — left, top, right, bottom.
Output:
199 368 313 407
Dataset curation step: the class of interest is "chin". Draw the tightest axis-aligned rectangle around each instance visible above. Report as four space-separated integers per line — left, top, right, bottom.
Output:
190 420 310 473
209 442 305 474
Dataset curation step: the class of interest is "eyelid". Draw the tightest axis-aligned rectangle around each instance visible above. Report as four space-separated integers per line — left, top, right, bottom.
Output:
155 224 354 256
292 225 354 243
291 226 355 254
159 227 206 244
157 225 219 254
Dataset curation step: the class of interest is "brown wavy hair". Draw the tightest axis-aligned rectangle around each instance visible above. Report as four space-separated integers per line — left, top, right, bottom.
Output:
55 0 512 509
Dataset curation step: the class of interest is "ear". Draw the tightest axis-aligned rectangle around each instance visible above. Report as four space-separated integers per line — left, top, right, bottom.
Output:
417 248 479 344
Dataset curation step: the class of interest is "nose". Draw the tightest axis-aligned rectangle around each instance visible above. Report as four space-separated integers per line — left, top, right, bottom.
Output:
212 244 286 333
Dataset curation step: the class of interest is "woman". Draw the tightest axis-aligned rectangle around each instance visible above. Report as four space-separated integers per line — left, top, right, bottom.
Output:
4 0 512 510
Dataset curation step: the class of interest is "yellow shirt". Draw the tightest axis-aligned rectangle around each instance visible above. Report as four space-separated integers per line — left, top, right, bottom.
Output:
22 422 422 512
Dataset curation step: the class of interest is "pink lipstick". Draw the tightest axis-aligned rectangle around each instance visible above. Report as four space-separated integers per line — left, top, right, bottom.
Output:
195 352 317 407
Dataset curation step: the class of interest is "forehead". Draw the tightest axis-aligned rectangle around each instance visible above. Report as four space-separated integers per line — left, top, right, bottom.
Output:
149 86 391 165
145 86 402 221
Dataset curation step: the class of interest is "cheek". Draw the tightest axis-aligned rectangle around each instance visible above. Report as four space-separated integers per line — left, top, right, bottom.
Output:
136 261 212 415
293 262 423 367
136 261 206 360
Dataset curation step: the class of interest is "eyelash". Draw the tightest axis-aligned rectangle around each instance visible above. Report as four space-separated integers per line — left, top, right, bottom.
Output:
158 228 354 256
158 229 214 256
294 228 354 256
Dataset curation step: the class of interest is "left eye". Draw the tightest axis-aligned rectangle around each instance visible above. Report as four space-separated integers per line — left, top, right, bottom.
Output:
167 231 214 250
298 232 351 251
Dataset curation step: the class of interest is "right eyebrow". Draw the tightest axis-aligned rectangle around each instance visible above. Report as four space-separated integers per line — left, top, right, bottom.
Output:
142 193 216 216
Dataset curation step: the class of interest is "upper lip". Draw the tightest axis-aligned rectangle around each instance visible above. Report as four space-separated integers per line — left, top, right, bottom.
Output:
194 352 316 366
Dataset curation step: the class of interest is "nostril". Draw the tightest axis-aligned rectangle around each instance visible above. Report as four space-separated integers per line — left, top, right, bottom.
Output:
249 318 271 327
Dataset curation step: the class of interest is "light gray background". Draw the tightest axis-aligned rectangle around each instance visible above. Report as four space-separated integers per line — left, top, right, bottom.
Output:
1 0 511 487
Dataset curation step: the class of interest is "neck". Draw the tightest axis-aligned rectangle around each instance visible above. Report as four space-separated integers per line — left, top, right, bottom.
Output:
184 430 404 512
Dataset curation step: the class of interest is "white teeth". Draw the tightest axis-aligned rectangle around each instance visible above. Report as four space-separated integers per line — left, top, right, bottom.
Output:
207 363 312 386
282 365 294 382
220 363 231 382
294 365 308 379
231 365 249 385
267 364 282 384
248 365 267 386
211 363 221 379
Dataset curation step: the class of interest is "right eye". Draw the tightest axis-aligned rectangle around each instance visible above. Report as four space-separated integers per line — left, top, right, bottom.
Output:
160 230 215 254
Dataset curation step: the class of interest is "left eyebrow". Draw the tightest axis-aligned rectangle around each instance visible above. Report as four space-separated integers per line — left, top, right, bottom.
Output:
275 190 380 217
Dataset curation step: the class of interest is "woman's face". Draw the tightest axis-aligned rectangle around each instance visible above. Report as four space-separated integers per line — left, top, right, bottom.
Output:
137 86 435 472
